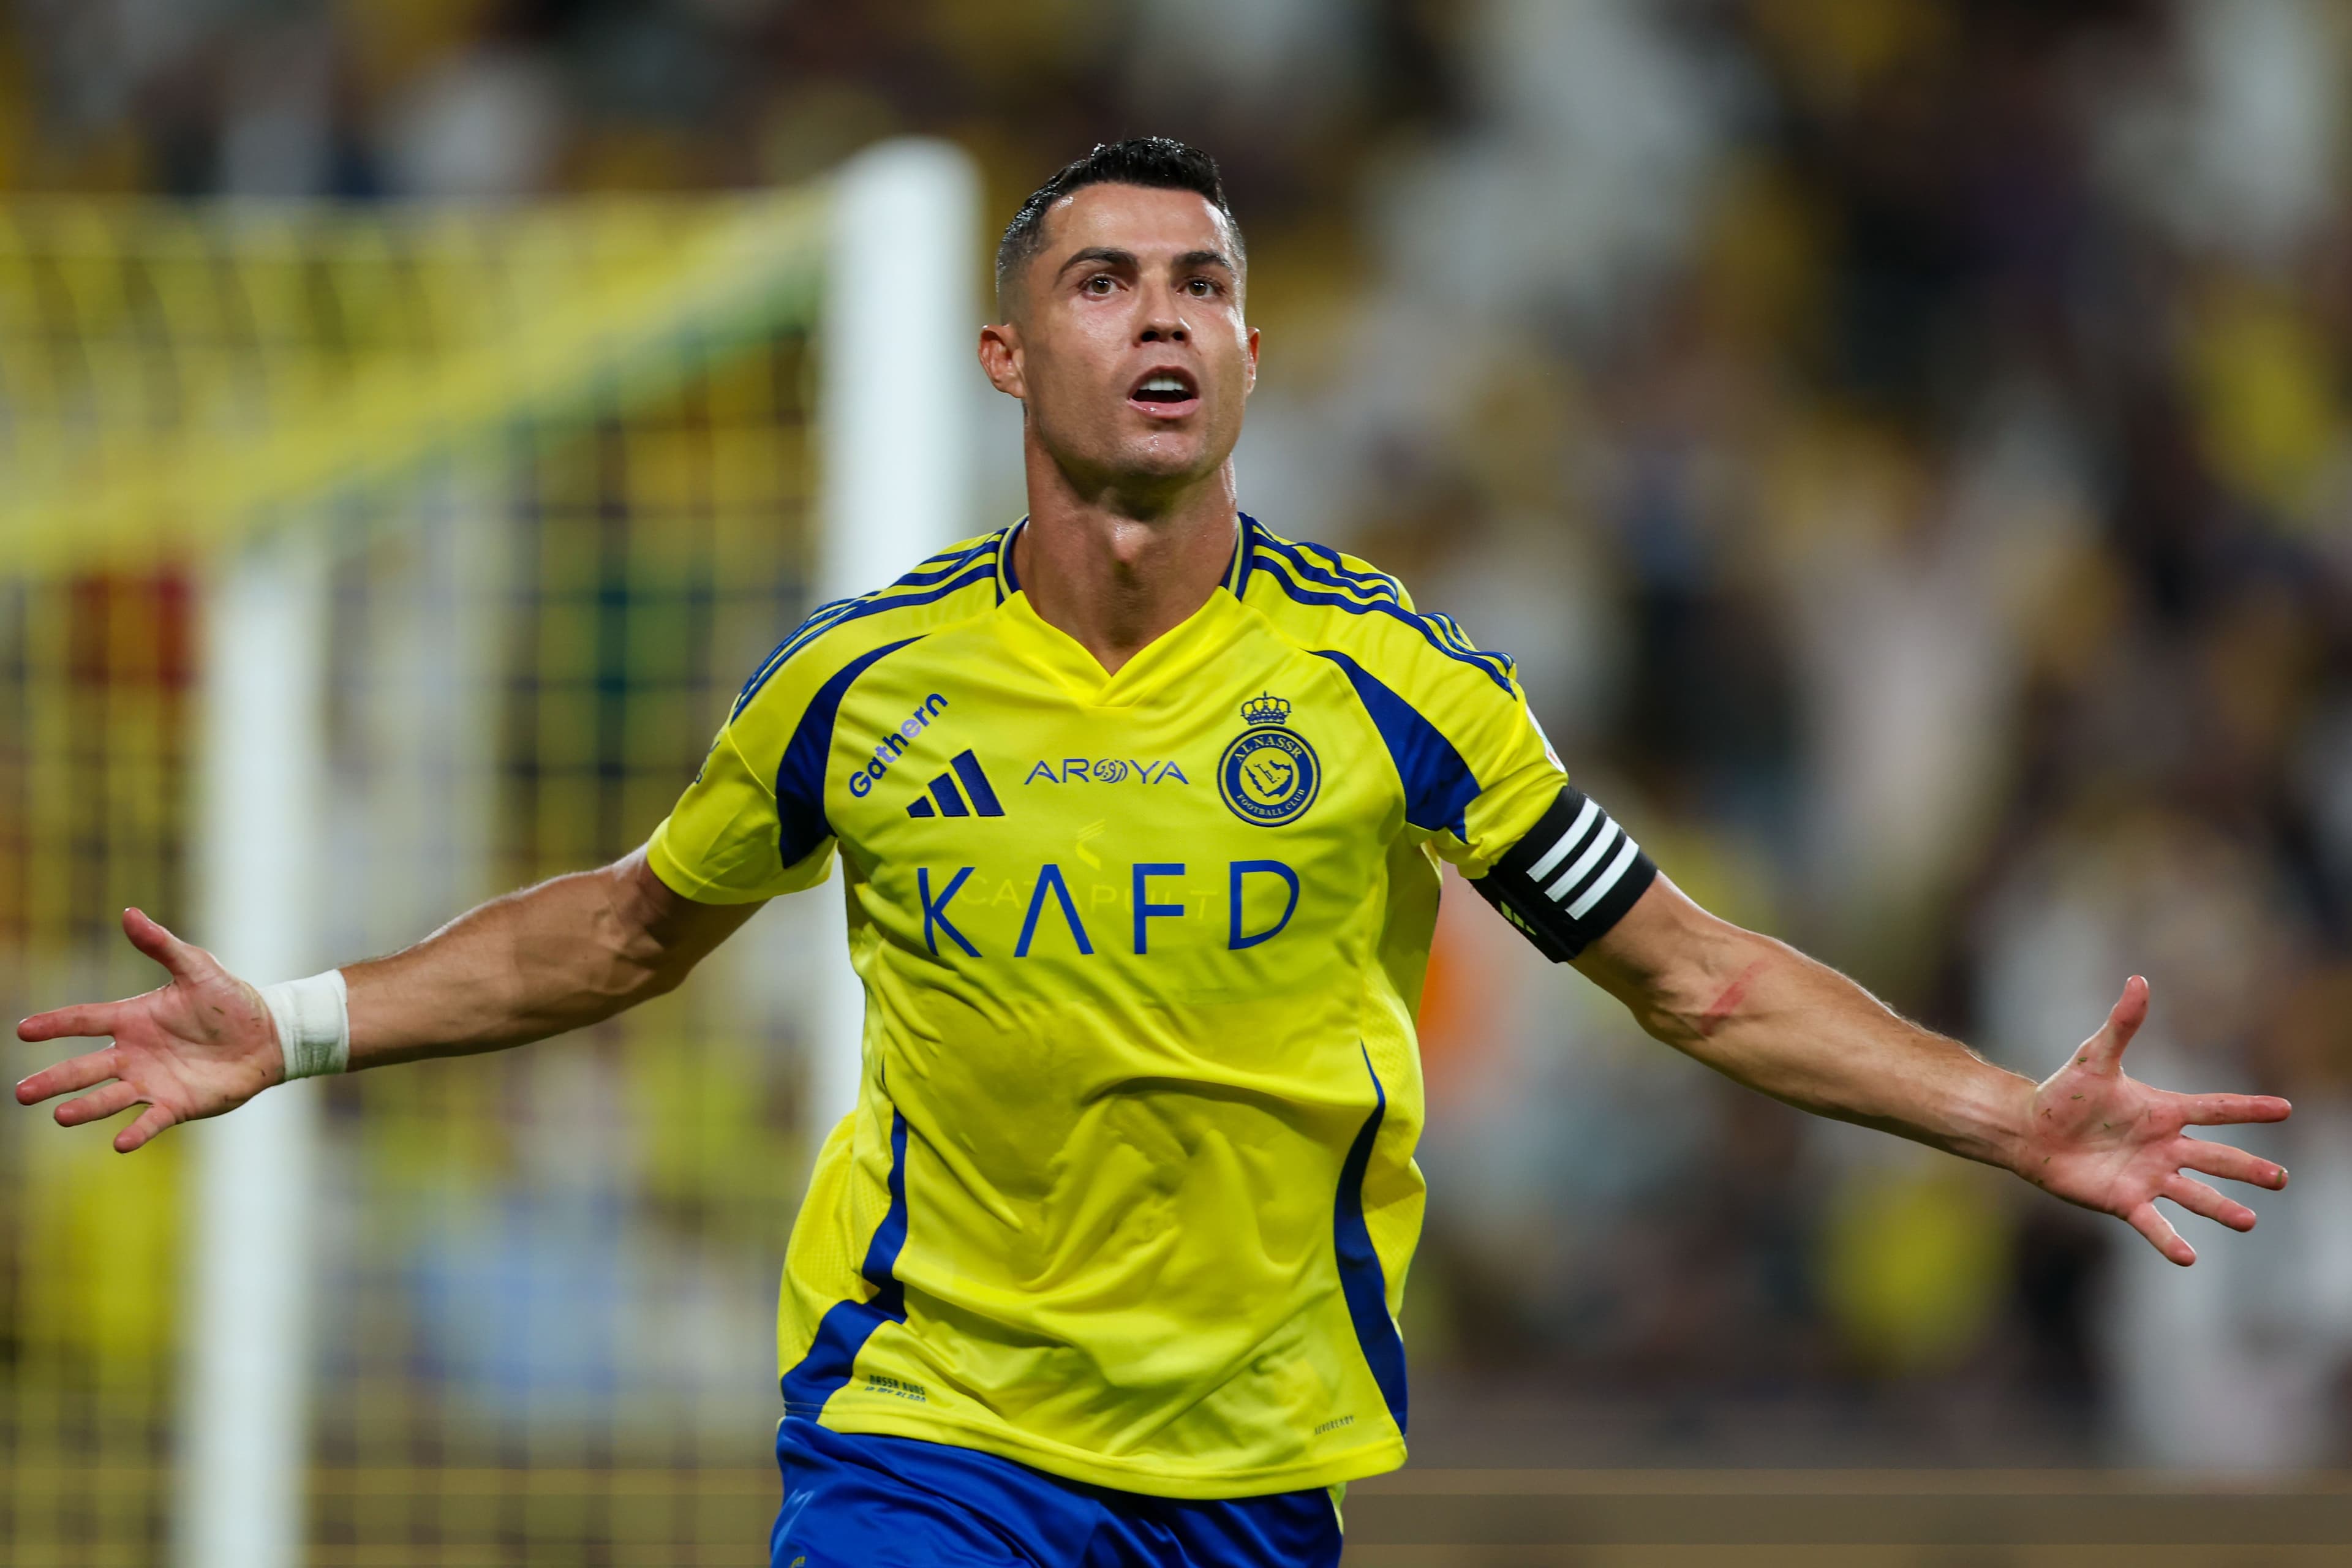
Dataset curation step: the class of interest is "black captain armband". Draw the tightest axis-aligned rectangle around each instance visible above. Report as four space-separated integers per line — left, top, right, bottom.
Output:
1469 785 1659 962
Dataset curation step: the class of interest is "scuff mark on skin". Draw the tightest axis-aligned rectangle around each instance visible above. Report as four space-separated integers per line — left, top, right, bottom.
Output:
1698 960 1768 1039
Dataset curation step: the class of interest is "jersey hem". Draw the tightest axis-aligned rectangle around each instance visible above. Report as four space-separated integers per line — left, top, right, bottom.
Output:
814 1404 1408 1501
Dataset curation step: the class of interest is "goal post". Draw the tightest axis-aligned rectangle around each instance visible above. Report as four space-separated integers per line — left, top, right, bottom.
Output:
180 533 331 1568
0 139 981 1567
807 138 983 1134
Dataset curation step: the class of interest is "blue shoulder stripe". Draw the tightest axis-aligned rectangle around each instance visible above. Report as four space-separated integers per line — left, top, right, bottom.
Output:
1314 649 1482 837
730 597 861 718
1256 545 1518 695
892 535 1003 589
774 636 923 865
1247 522 1515 684
731 552 1000 716
1290 537 1406 605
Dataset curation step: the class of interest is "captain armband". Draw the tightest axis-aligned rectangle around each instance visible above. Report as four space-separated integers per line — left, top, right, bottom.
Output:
1468 785 1658 962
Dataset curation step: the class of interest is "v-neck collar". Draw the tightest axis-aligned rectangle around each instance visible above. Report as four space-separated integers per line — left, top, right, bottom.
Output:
993 513 1255 605
994 530 1254 708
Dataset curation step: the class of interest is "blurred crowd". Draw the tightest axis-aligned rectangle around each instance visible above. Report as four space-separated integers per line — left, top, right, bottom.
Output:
8 0 2352 1469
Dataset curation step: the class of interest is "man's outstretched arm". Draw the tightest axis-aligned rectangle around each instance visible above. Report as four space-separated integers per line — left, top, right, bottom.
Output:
1571 874 2292 1266
15 848 760 1153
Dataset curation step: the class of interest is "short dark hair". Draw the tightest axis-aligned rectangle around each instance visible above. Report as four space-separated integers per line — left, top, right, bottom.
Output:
994 137 1244 312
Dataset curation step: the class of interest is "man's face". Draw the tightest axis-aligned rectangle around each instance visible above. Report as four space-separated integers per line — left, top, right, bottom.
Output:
981 183 1257 496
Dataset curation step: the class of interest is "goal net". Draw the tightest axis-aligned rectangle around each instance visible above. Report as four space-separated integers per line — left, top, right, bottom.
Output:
0 147 973 1567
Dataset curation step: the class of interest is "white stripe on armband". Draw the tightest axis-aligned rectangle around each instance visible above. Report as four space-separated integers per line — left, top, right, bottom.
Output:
262 970 350 1081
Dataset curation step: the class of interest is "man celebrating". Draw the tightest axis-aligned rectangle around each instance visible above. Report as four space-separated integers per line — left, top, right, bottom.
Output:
17 141 2291 1567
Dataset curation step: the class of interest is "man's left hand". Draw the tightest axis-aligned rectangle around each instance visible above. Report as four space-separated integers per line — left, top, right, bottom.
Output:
2017 975 2291 1265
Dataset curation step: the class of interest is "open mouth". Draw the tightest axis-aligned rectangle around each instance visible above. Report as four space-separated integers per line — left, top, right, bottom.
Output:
1127 368 1200 417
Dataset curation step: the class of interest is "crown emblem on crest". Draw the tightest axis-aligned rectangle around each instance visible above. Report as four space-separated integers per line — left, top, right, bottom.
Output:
1240 693 1291 727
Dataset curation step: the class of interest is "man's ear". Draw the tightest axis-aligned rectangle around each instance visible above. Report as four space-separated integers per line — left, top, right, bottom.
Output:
1243 326 1260 397
978 322 1027 400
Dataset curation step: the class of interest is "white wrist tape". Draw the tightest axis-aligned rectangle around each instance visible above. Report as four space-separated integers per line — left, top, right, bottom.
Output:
262 970 350 1081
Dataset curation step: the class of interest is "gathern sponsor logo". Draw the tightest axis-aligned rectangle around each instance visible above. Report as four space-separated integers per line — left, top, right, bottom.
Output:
1022 757 1191 785
1218 693 1319 827
847 693 949 797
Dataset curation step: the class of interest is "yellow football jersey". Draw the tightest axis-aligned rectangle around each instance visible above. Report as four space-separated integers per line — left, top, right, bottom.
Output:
647 515 1653 1498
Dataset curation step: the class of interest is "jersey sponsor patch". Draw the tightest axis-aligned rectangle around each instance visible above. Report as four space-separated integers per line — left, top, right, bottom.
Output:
1469 783 1657 961
1218 694 1321 827
847 693 951 797
1022 757 1191 785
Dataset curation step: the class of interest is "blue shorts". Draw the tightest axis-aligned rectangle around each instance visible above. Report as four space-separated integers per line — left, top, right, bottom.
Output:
769 1419 1343 1568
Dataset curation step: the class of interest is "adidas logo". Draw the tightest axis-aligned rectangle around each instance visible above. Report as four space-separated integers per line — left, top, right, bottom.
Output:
906 750 1005 819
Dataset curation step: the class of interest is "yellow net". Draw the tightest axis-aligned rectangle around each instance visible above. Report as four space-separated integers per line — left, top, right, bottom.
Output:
1 194 830 1564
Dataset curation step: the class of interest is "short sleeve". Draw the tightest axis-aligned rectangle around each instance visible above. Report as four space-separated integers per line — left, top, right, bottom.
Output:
1308 592 1655 960
1248 524 1656 960
647 532 1001 903
644 627 859 905
647 725 834 904
1309 612 1566 877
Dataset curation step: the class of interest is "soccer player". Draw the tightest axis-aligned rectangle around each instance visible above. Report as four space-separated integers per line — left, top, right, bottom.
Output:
16 140 2291 1567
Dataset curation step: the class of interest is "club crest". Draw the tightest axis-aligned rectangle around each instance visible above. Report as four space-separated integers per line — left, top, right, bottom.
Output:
1218 693 1320 827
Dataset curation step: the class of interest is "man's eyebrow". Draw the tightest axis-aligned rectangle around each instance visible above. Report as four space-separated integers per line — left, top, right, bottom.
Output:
1052 246 1237 279
1056 246 1137 277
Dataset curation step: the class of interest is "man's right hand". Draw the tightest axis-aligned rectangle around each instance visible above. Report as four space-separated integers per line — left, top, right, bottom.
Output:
14 907 282 1153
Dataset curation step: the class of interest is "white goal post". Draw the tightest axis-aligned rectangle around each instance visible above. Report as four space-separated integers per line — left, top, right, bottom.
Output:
173 139 979 1568
806 138 983 1136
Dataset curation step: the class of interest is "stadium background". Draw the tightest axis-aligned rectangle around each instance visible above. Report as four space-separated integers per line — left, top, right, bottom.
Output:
4 1 2351 1562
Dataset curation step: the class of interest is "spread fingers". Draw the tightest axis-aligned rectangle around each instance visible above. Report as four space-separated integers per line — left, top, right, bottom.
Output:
15 1049 123 1106
2125 1201 2196 1267
2163 1174 2256 1233
2177 1137 2288 1191
55 1079 147 1128
114 1104 178 1155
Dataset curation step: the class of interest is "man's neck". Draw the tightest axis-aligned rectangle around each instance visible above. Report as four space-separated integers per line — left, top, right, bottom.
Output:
1012 450 1239 677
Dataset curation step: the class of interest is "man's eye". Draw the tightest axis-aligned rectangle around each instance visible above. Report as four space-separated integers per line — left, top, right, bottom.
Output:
1084 276 1115 295
1186 278 1217 296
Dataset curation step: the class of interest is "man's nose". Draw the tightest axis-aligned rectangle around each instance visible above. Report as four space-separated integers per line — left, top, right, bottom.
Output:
1138 289 1189 344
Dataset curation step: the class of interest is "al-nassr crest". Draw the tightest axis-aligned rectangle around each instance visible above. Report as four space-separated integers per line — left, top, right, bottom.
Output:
1217 693 1320 827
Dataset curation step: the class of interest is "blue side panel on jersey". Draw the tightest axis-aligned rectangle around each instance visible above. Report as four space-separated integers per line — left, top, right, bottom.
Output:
1246 519 1516 694
733 554 1000 714
1311 649 1480 839
1333 1047 1408 1436
772 637 921 866
780 1110 912 1420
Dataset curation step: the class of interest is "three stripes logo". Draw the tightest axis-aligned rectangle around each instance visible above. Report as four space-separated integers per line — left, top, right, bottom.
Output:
1519 795 1643 921
905 750 1005 820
